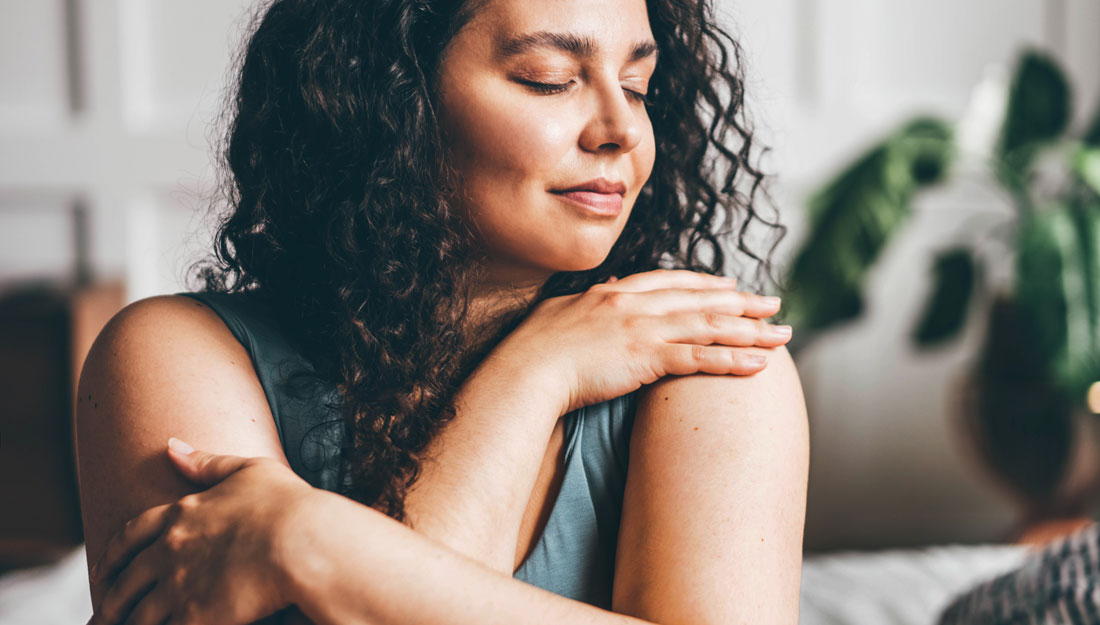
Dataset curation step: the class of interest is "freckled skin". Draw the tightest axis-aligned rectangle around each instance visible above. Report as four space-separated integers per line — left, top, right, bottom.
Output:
435 0 657 284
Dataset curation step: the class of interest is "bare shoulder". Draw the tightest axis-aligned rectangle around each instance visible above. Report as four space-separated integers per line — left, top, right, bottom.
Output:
635 344 806 427
77 295 278 439
626 344 808 504
76 295 288 589
613 346 808 623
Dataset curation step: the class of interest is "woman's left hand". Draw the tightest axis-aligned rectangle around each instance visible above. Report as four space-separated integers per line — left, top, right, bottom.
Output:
87 438 317 625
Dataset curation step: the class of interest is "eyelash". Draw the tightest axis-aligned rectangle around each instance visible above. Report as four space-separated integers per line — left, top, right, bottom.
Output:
521 80 652 106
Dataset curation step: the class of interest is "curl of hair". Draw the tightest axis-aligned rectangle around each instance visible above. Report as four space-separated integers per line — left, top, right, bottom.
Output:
196 0 784 522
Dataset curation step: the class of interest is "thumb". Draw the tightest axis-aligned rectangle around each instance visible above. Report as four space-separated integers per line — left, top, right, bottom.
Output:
167 437 251 486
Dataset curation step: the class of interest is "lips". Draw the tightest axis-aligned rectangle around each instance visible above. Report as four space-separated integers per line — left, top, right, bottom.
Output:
550 178 627 217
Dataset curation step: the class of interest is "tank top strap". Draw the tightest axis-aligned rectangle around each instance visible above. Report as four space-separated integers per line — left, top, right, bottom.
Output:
176 291 346 491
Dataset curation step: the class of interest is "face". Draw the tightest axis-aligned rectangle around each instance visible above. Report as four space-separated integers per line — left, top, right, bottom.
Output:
435 0 658 285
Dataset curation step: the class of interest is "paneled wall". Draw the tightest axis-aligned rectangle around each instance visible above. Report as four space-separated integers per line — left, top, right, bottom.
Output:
1 0 1097 549
0 0 252 299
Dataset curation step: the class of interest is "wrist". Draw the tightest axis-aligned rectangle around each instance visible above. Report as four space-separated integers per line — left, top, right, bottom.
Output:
478 343 571 419
274 487 334 611
276 490 399 625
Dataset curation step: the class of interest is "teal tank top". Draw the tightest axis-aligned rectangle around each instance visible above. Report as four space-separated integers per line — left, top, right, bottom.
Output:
178 290 639 608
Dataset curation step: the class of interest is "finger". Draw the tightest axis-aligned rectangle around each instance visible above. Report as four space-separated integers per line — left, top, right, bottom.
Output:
658 343 770 377
94 504 173 587
606 269 737 292
97 544 161 625
167 438 251 486
120 583 172 625
608 287 781 318
658 312 793 348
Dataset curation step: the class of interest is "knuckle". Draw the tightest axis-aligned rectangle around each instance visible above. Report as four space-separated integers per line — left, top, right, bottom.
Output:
733 322 755 344
172 566 189 588
195 455 214 473
178 494 201 510
600 290 630 310
163 525 190 551
730 293 747 314
620 313 645 332
690 344 709 364
702 311 723 332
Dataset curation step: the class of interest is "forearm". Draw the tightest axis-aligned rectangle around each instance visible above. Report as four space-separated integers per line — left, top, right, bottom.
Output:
286 490 652 625
401 354 563 573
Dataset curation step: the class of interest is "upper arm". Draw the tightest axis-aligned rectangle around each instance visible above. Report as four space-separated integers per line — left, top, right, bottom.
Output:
611 346 809 625
75 295 291 604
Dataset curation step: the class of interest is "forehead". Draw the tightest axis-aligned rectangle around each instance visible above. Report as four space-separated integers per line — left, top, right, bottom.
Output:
457 0 655 59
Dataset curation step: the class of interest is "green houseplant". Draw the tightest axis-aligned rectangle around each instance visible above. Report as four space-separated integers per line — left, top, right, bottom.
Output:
784 48 1100 520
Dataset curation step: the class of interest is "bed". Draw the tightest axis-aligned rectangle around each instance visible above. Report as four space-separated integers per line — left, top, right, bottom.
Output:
0 542 1031 625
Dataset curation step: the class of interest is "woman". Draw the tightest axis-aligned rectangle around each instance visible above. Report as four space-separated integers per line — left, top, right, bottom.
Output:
77 0 808 622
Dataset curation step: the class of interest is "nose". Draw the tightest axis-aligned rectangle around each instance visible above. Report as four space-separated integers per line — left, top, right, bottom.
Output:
578 78 645 154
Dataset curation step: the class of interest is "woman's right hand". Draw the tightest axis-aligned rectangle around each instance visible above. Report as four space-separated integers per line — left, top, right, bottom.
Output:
492 269 791 416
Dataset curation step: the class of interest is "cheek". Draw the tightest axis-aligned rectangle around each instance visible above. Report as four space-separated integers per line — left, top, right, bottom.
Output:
446 91 573 189
624 122 656 207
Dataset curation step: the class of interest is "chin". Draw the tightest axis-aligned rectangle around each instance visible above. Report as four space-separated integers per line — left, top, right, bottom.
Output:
547 249 615 273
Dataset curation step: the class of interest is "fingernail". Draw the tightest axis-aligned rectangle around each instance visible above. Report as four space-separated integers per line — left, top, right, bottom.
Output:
168 437 195 455
761 296 781 307
771 325 792 336
747 355 768 366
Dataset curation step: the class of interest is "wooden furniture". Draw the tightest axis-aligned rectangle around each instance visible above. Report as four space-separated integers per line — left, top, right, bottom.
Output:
0 279 123 571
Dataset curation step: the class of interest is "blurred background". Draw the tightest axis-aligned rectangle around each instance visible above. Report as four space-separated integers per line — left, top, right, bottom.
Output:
1 0 1099 623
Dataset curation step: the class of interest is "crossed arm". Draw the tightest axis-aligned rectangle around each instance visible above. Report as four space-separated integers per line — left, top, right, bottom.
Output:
77 295 808 624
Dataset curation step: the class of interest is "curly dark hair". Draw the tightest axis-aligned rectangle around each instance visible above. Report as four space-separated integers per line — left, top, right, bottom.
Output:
196 0 784 522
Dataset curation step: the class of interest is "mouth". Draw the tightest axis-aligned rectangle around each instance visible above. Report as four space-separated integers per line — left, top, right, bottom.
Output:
549 178 627 217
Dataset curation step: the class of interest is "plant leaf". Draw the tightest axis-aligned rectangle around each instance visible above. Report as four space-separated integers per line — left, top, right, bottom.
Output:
912 249 977 347
995 50 1072 192
1014 201 1100 399
784 117 954 340
1084 100 1100 147
1073 147 1100 197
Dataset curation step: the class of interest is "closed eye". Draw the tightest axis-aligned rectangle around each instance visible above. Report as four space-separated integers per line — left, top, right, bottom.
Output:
519 79 651 105
518 79 574 95
625 88 652 106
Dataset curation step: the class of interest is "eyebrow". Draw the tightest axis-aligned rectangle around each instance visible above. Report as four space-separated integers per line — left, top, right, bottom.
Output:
495 31 659 63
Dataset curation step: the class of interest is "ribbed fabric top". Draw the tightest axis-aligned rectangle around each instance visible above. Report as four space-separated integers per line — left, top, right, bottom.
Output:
178 290 638 607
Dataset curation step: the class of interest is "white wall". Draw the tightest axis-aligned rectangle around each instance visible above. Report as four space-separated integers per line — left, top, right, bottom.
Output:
0 0 253 299
2 0 1098 549
729 0 1100 548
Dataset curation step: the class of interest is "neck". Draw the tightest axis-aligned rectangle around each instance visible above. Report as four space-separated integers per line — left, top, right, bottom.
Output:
462 264 549 345
468 277 544 324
